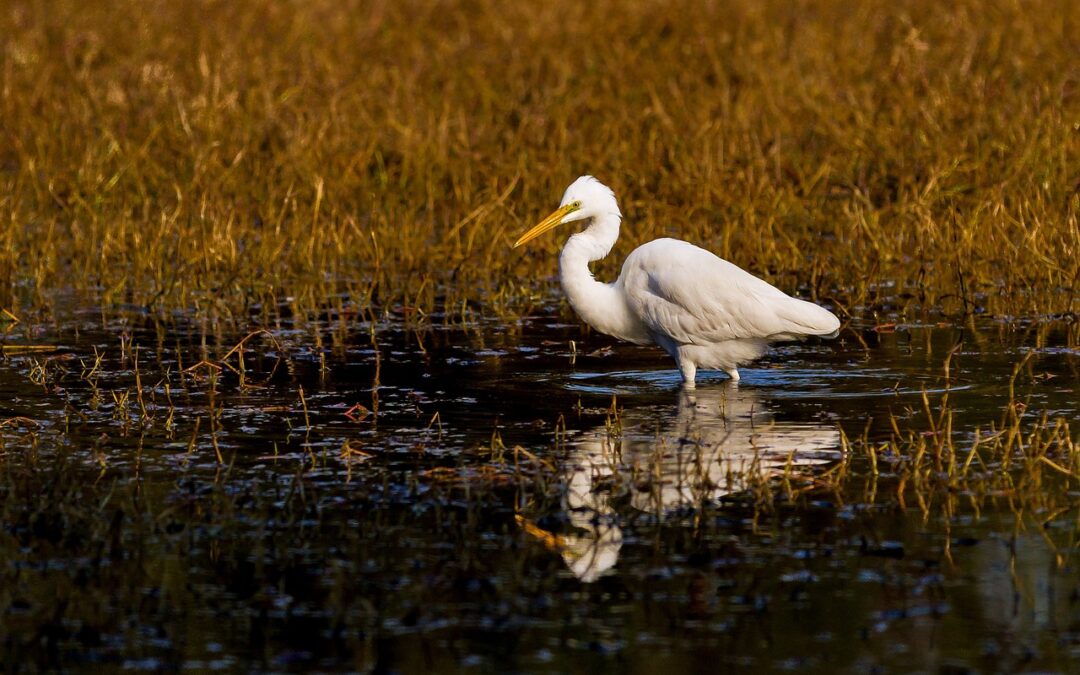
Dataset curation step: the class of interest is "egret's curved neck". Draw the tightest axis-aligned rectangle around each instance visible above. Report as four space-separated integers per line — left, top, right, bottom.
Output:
559 213 642 342
561 211 621 265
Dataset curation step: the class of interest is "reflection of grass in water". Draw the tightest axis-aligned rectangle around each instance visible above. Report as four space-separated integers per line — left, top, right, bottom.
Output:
0 316 1076 666
518 352 1079 572
518 401 1078 583
536 401 1078 517
1 0 1078 321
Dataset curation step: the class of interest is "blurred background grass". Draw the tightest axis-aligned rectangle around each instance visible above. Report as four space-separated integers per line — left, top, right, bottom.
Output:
1 0 1077 322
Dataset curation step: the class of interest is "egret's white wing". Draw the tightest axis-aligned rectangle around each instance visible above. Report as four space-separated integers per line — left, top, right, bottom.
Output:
618 238 839 344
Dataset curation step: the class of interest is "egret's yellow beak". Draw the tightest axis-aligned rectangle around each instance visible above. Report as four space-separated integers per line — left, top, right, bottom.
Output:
512 202 580 248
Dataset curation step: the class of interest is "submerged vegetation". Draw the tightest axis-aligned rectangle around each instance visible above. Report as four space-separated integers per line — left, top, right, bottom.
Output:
1 0 1078 321
0 0 1078 670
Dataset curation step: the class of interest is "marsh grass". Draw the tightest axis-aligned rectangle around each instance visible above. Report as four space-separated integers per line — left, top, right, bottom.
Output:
1 0 1077 322
0 1 1078 665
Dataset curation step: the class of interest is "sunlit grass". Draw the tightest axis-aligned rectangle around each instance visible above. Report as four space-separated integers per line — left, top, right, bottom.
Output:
1 3 1078 665
1 0 1077 322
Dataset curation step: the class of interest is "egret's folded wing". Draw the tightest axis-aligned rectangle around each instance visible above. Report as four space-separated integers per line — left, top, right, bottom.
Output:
620 239 839 344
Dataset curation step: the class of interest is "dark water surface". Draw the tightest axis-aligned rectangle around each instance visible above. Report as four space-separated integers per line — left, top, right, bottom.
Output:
1 308 1077 672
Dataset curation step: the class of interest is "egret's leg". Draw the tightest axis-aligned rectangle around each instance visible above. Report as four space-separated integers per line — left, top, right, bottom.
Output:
679 360 697 387
726 367 740 382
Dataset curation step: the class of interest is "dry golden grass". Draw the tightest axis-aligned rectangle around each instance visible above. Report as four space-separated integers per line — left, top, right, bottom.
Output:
1 0 1078 320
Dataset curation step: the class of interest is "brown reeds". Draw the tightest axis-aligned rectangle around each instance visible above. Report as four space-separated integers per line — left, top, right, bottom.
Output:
0 0 1076 321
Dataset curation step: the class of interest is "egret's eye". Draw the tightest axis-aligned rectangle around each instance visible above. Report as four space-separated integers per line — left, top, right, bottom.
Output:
572 200 582 210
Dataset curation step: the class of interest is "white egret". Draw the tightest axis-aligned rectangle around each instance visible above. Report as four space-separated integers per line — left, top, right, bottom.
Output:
513 176 841 385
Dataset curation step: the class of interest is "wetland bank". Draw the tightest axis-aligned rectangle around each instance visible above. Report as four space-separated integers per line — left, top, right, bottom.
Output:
2 0 1079 671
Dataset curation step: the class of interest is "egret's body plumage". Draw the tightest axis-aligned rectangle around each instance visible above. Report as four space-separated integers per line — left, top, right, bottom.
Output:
515 176 840 385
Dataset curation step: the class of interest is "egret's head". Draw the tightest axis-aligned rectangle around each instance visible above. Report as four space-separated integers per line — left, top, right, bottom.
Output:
513 175 621 248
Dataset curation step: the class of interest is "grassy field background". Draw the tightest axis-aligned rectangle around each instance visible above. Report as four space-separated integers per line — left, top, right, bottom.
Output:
1 0 1077 322
1 3 1079 669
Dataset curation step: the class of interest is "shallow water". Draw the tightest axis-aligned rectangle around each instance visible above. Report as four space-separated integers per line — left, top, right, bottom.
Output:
0 309 1077 671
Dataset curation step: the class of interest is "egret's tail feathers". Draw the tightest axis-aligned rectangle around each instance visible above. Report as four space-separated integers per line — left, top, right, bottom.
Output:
773 298 841 340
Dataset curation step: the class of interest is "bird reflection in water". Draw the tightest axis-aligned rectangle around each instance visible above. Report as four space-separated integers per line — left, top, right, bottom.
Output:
520 382 841 582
